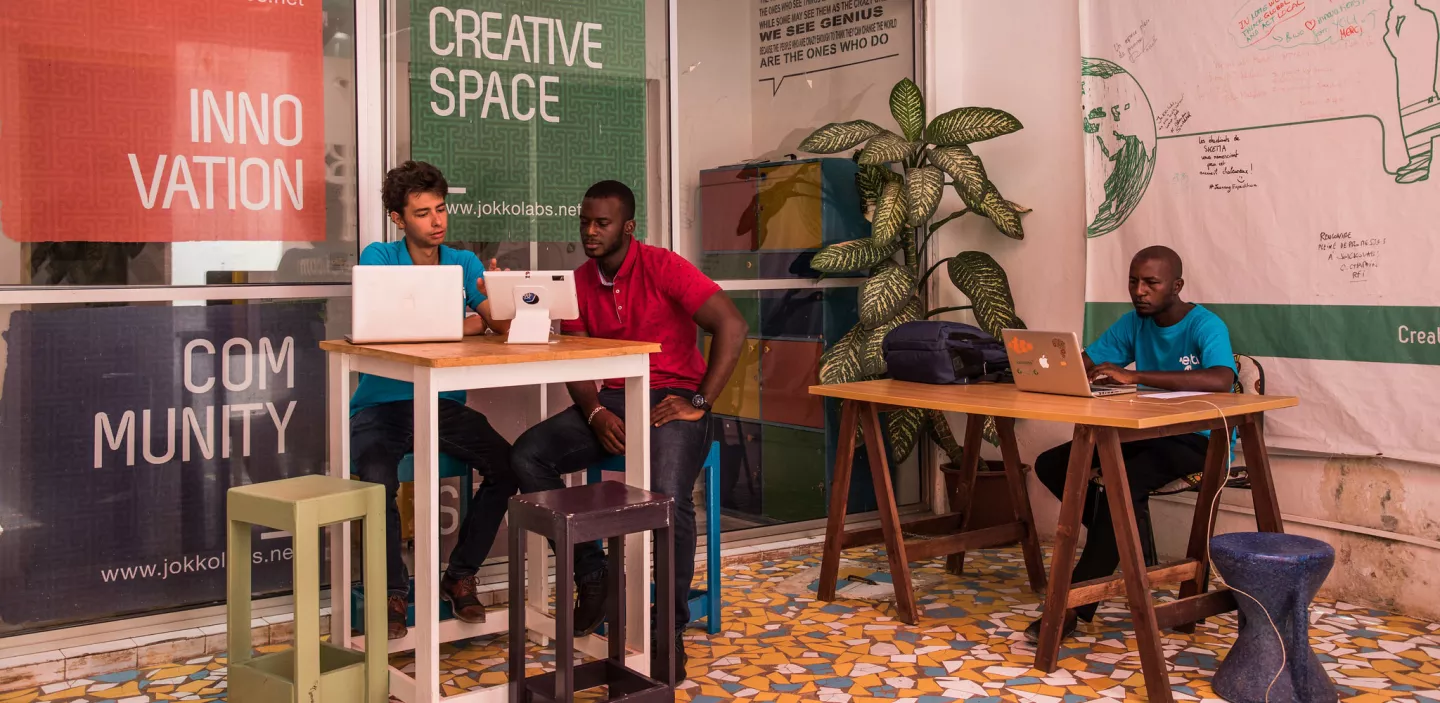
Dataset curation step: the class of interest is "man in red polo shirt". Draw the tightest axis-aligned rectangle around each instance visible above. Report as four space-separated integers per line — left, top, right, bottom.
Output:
511 180 747 680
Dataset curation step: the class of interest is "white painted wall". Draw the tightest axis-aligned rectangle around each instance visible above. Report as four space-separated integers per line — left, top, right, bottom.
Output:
926 0 1086 533
927 0 1440 621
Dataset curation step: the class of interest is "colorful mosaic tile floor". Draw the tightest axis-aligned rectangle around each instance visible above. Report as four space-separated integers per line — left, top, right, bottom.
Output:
4 545 1439 702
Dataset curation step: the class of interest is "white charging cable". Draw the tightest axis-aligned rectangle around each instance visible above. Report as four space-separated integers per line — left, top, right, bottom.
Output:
1105 395 1286 703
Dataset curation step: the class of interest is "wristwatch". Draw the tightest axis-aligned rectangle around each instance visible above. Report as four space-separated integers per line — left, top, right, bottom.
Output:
690 393 711 411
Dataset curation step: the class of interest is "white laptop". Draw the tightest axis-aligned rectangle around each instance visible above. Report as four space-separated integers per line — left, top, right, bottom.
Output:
347 265 465 344
1001 329 1137 398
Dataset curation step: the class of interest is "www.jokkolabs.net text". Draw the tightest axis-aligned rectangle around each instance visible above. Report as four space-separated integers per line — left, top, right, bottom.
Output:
450 201 581 218
100 546 293 583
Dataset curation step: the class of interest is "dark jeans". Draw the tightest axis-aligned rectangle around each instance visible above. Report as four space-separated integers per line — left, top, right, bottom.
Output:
1035 433 1208 620
511 387 712 635
351 399 517 597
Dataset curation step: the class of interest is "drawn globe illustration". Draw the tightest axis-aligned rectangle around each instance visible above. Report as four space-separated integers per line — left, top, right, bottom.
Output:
1082 57 1157 238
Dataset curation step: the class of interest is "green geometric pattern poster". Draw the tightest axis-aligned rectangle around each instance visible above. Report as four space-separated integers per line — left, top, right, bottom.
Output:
411 0 646 242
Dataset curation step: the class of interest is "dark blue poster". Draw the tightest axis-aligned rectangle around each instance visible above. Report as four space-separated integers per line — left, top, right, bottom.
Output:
0 301 329 634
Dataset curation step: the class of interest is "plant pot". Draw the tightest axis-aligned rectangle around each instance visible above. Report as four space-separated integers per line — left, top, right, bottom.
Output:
940 460 1031 534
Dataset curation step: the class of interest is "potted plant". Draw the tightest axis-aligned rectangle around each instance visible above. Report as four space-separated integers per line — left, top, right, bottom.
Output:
798 77 1031 528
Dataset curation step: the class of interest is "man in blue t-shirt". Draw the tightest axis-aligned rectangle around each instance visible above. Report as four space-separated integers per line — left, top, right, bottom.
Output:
1025 246 1237 642
350 161 517 640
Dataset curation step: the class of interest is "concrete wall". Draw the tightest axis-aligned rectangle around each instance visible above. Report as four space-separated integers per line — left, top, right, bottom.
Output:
926 0 1440 621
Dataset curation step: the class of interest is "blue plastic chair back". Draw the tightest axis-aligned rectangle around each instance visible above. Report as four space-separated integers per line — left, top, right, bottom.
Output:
587 441 723 634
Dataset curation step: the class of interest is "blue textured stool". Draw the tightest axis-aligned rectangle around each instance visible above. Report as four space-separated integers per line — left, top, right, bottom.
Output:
1211 532 1338 703
588 441 723 634
350 453 472 632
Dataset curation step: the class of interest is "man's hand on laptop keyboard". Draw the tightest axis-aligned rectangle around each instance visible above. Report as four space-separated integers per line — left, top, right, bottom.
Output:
1089 362 1137 386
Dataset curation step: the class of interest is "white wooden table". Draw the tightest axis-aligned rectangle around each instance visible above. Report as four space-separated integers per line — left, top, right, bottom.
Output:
322 334 660 703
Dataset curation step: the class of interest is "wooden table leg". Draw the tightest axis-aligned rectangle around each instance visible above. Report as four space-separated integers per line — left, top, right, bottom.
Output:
945 414 985 576
1096 427 1174 703
859 402 919 625
1174 429 1231 634
1035 425 1095 672
1240 415 1285 533
818 399 860 602
994 417 1048 594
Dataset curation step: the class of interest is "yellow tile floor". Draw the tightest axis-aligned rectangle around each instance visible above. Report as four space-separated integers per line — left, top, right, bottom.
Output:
3 545 1437 702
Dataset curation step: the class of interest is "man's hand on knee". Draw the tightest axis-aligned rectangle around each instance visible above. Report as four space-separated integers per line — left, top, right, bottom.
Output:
589 408 626 454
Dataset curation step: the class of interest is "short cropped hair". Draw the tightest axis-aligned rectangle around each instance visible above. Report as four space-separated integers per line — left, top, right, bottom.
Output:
583 180 636 221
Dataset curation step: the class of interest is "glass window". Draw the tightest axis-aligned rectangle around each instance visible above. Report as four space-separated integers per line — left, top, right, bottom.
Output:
383 0 672 467
678 0 917 276
0 295 351 635
389 0 670 257
701 287 921 529
679 0 925 527
0 0 359 286
0 0 358 636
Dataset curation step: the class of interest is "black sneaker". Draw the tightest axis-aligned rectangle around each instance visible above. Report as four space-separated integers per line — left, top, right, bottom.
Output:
1023 611 1081 644
573 566 610 637
651 632 688 684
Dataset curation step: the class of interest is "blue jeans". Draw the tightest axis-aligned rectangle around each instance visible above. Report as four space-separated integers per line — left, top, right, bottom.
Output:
351 400 517 596
510 388 712 634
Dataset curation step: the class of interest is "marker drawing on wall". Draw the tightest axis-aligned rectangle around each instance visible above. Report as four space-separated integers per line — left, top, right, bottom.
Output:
1386 0 1440 182
1082 57 1158 238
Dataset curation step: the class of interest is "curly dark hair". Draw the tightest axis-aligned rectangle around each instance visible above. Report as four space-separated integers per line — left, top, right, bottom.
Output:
382 161 448 215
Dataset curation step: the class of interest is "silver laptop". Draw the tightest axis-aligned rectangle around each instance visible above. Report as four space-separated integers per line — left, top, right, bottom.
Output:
1001 330 1137 398
347 265 465 344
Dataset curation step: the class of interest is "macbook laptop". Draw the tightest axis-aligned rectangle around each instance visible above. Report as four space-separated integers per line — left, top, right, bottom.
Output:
1001 330 1137 398
347 265 465 344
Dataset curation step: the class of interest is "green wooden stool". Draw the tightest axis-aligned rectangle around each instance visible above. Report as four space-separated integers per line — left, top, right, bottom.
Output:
227 475 388 703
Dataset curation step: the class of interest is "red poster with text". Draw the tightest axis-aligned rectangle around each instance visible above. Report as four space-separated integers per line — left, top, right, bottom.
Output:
0 0 325 243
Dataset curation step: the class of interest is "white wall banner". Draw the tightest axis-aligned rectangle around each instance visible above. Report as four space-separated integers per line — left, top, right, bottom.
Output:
1081 0 1440 465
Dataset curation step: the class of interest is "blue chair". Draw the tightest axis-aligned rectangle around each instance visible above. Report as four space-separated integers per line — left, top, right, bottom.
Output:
351 453 472 631
587 441 722 635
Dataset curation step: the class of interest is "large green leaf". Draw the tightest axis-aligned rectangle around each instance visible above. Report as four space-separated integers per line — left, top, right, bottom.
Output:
860 298 922 376
801 120 886 154
977 185 1024 240
870 181 907 247
858 133 915 165
947 251 1024 338
904 165 944 227
929 145 988 205
810 237 900 274
983 416 1000 447
927 409 964 464
889 78 925 142
927 107 1023 145
856 163 892 206
819 325 866 385
859 261 916 329
886 407 926 463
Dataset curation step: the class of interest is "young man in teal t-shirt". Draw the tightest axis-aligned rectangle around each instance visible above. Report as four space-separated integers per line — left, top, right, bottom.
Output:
350 161 516 639
1026 246 1237 642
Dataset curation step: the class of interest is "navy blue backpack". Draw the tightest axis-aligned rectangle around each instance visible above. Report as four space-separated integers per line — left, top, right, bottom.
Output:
881 321 1011 385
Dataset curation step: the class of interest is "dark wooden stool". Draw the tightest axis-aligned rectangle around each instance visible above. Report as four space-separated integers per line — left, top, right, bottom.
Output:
508 481 676 703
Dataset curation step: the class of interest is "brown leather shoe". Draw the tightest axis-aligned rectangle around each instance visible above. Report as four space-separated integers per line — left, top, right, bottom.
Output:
441 573 487 624
387 595 409 640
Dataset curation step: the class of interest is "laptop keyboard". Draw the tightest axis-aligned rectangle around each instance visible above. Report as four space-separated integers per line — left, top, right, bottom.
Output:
1090 384 1136 393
